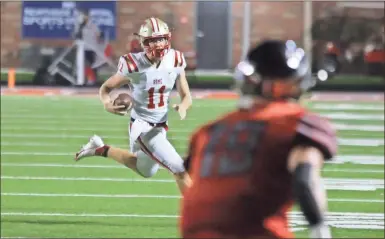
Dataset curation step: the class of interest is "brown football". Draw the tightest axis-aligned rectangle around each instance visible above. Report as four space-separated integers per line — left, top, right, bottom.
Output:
113 93 133 110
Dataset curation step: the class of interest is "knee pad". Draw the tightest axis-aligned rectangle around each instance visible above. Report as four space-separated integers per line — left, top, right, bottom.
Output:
136 151 159 178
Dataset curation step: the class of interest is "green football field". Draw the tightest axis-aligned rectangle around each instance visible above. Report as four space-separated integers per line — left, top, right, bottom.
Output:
1 95 384 238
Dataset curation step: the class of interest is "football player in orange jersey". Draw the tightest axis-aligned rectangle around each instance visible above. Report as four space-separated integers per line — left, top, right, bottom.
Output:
180 40 338 239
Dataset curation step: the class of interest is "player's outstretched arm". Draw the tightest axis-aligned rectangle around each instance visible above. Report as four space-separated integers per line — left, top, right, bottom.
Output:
173 70 192 120
287 145 331 238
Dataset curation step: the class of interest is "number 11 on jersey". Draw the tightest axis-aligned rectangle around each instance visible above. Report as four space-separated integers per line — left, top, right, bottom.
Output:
148 85 166 109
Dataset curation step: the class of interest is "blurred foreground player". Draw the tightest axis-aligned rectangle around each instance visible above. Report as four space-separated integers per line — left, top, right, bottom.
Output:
180 40 338 239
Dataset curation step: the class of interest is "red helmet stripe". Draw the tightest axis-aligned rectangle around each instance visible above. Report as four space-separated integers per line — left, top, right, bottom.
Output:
149 18 156 32
155 18 160 32
150 18 158 32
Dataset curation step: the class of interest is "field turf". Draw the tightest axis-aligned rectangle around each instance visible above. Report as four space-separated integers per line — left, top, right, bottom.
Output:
1 95 384 238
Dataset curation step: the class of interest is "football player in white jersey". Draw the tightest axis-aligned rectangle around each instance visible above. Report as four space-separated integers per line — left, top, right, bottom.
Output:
74 17 192 193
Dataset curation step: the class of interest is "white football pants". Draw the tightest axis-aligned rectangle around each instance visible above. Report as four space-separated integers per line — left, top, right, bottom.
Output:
128 118 185 178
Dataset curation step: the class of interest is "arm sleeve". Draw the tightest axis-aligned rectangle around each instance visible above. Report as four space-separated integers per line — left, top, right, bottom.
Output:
180 52 187 70
294 112 338 160
174 50 187 75
116 56 133 77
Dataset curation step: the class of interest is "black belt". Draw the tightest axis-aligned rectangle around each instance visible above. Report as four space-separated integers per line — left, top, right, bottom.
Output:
131 117 167 127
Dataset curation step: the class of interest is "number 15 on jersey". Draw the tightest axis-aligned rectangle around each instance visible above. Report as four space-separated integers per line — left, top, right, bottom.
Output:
147 85 166 109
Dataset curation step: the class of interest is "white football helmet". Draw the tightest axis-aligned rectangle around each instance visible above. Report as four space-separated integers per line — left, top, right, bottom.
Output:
135 17 171 58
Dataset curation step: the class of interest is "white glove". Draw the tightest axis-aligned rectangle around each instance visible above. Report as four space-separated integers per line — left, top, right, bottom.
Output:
309 222 332 238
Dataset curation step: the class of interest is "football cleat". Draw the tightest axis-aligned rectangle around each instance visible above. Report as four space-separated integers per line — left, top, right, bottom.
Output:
74 135 105 161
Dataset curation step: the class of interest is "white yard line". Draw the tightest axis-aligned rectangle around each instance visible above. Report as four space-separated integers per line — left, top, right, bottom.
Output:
1 211 178 218
0 211 383 230
0 237 29 239
0 192 181 199
0 115 201 122
0 142 129 148
322 168 384 173
1 152 383 165
1 163 126 169
331 155 384 165
2 119 384 129
2 140 384 150
1 192 384 203
2 103 384 111
1 211 383 218
1 120 131 127
0 126 131 132
332 123 384 132
1 134 383 146
320 113 384 120
312 104 384 111
327 198 384 203
1 176 383 191
1 123 383 132
0 175 175 183
1 152 76 156
2 162 384 173
337 138 384 146
1 192 383 203
1 112 384 121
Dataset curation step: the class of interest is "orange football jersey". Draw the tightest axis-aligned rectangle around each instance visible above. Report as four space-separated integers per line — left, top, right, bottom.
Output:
180 101 337 239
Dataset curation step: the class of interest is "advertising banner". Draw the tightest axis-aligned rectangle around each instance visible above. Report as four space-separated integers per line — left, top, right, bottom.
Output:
22 1 116 40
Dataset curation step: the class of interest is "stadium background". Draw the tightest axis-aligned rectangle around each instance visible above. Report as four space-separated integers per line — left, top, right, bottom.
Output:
1 1 384 238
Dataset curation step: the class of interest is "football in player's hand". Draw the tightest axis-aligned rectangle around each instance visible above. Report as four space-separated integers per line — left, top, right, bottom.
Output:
113 93 133 111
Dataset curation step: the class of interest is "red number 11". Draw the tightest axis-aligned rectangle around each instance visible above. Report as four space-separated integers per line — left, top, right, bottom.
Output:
148 85 166 109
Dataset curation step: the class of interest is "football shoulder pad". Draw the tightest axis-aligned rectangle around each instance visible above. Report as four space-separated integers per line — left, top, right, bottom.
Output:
295 112 338 160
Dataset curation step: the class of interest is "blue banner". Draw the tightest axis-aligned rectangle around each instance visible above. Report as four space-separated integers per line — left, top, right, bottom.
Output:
22 1 116 40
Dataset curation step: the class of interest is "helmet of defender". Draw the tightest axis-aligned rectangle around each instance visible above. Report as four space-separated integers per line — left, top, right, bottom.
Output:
234 40 314 100
135 17 171 58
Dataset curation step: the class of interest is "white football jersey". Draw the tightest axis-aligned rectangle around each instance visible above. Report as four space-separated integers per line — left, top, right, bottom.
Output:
116 49 186 123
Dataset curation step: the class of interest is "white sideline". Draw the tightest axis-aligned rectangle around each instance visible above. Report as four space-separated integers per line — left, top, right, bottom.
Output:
1 134 383 146
1 192 383 203
2 162 384 173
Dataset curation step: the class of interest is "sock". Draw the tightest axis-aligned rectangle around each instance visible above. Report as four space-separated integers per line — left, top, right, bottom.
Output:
95 145 110 157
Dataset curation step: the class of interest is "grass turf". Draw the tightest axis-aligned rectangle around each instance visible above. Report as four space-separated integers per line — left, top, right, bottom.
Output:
1 95 384 238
